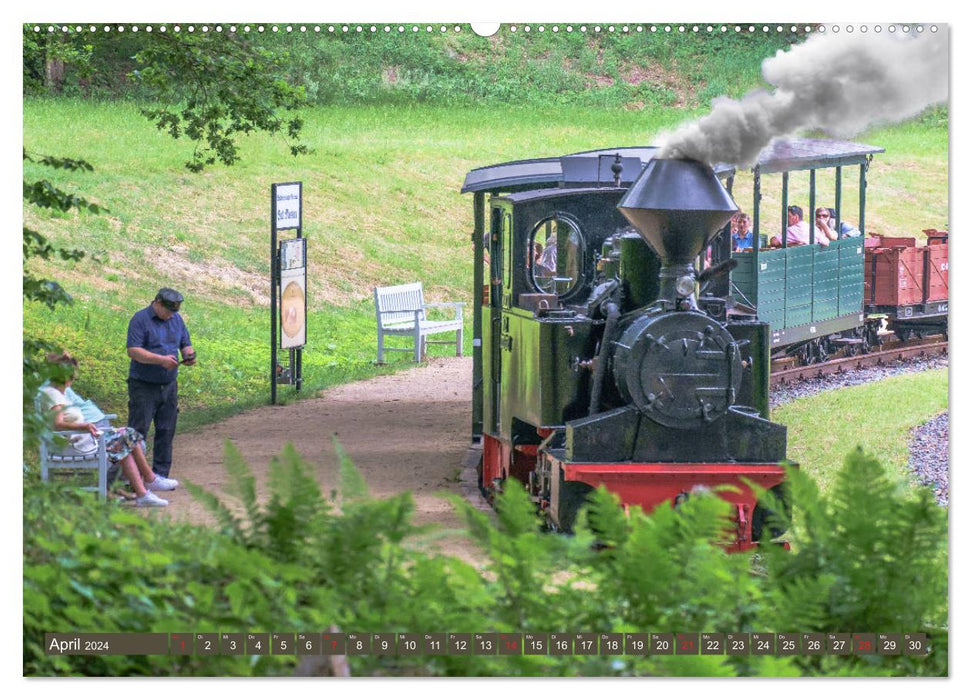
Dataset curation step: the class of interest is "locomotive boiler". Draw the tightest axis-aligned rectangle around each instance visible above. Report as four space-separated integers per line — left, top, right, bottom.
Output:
463 150 790 550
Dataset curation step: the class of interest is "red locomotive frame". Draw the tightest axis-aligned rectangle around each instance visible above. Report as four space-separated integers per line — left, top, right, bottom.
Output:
482 433 786 551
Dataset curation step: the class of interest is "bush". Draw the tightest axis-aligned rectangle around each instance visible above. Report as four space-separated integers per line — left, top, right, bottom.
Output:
24 25 800 110
759 449 948 675
24 444 946 676
23 482 333 676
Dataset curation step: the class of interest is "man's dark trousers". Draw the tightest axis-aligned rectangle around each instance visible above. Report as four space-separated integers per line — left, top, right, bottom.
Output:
128 378 179 478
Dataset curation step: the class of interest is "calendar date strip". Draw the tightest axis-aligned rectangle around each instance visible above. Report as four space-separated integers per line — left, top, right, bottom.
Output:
45 632 932 657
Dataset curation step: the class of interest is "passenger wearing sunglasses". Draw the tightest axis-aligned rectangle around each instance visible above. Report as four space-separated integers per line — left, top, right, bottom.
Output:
814 207 840 244
126 287 196 479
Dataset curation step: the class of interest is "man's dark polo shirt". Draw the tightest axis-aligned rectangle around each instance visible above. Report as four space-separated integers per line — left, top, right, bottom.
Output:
127 304 191 384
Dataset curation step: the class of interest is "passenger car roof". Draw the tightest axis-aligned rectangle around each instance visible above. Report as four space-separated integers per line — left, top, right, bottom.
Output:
753 138 885 174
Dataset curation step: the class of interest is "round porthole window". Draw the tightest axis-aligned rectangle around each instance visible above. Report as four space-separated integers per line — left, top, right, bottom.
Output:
530 215 584 298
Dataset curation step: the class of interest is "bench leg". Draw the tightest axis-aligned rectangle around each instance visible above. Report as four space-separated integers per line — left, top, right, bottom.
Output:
456 327 463 357
377 330 385 364
413 328 423 363
98 459 108 502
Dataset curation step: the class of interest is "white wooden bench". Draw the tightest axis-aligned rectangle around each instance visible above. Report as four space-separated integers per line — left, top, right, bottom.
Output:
38 413 118 501
374 282 464 363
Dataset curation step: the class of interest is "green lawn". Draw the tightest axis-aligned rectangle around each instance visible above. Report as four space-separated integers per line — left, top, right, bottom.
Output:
774 369 948 492
24 100 948 437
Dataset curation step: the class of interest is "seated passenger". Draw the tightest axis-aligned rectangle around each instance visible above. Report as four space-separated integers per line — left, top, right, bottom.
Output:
731 213 754 251
838 214 862 238
38 352 178 507
770 205 831 247
770 205 808 247
814 207 839 244
825 207 861 237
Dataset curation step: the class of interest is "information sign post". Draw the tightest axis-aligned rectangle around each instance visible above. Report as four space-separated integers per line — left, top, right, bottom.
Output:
271 182 304 405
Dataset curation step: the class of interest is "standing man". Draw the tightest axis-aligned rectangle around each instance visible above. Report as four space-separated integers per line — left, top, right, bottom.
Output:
127 288 196 478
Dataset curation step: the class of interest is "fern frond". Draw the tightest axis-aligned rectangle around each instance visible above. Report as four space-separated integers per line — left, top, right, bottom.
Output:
181 478 245 542
333 438 369 502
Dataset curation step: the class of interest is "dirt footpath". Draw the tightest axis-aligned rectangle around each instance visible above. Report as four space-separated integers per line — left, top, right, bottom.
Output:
158 357 487 562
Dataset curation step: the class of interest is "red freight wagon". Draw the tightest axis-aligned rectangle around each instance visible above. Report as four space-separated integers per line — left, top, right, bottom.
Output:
923 230 949 303
864 232 948 340
865 236 924 307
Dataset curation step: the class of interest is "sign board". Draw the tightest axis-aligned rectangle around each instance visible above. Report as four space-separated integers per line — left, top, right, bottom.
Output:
279 237 307 349
273 182 302 231
271 181 306 402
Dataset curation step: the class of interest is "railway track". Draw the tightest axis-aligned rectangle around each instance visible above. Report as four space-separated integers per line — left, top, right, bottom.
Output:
770 336 948 387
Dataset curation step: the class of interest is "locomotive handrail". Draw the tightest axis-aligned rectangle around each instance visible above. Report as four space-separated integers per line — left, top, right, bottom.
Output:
729 282 755 309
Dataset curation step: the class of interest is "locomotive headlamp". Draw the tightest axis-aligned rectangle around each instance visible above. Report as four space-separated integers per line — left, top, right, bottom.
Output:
675 275 695 298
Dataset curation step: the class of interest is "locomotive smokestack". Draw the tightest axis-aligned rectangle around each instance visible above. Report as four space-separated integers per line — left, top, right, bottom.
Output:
618 158 737 267
618 158 737 307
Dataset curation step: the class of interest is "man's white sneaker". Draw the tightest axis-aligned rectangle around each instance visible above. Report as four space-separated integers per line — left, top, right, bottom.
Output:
147 475 179 491
135 492 168 507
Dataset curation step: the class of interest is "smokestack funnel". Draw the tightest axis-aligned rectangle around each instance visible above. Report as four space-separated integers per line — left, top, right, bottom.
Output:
618 158 738 266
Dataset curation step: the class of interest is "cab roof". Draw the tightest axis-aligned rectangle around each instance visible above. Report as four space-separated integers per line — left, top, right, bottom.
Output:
461 146 734 194
461 139 884 193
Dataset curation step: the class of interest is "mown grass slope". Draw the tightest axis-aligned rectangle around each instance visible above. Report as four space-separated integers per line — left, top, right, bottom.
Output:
24 63 948 433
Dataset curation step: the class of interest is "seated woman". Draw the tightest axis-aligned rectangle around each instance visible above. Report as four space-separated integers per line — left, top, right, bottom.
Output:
39 352 178 507
814 207 839 244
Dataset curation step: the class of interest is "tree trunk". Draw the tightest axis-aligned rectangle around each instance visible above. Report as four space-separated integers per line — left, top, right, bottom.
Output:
45 57 65 95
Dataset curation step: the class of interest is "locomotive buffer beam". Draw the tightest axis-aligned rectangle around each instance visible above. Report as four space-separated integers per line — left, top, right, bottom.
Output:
564 405 787 465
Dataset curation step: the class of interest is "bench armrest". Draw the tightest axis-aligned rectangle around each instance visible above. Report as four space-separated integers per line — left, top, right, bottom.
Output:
376 308 426 327
422 301 464 320
51 430 89 438
45 429 108 455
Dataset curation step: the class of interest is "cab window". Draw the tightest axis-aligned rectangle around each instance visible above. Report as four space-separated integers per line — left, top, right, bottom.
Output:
530 215 583 297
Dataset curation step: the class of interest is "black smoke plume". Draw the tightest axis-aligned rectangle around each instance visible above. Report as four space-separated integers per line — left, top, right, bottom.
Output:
658 29 948 167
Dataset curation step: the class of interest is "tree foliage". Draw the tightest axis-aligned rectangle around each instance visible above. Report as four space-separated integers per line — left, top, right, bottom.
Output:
22 29 94 95
130 32 308 172
22 151 105 451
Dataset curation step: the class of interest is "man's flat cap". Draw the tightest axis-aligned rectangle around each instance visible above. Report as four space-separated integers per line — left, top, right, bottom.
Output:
156 288 184 304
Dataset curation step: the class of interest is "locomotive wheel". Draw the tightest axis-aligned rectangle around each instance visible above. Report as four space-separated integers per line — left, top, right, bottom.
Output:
751 484 792 543
550 481 594 533
897 328 912 342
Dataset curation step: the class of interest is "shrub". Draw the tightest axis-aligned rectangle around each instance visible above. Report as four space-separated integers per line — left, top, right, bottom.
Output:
24 444 946 677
